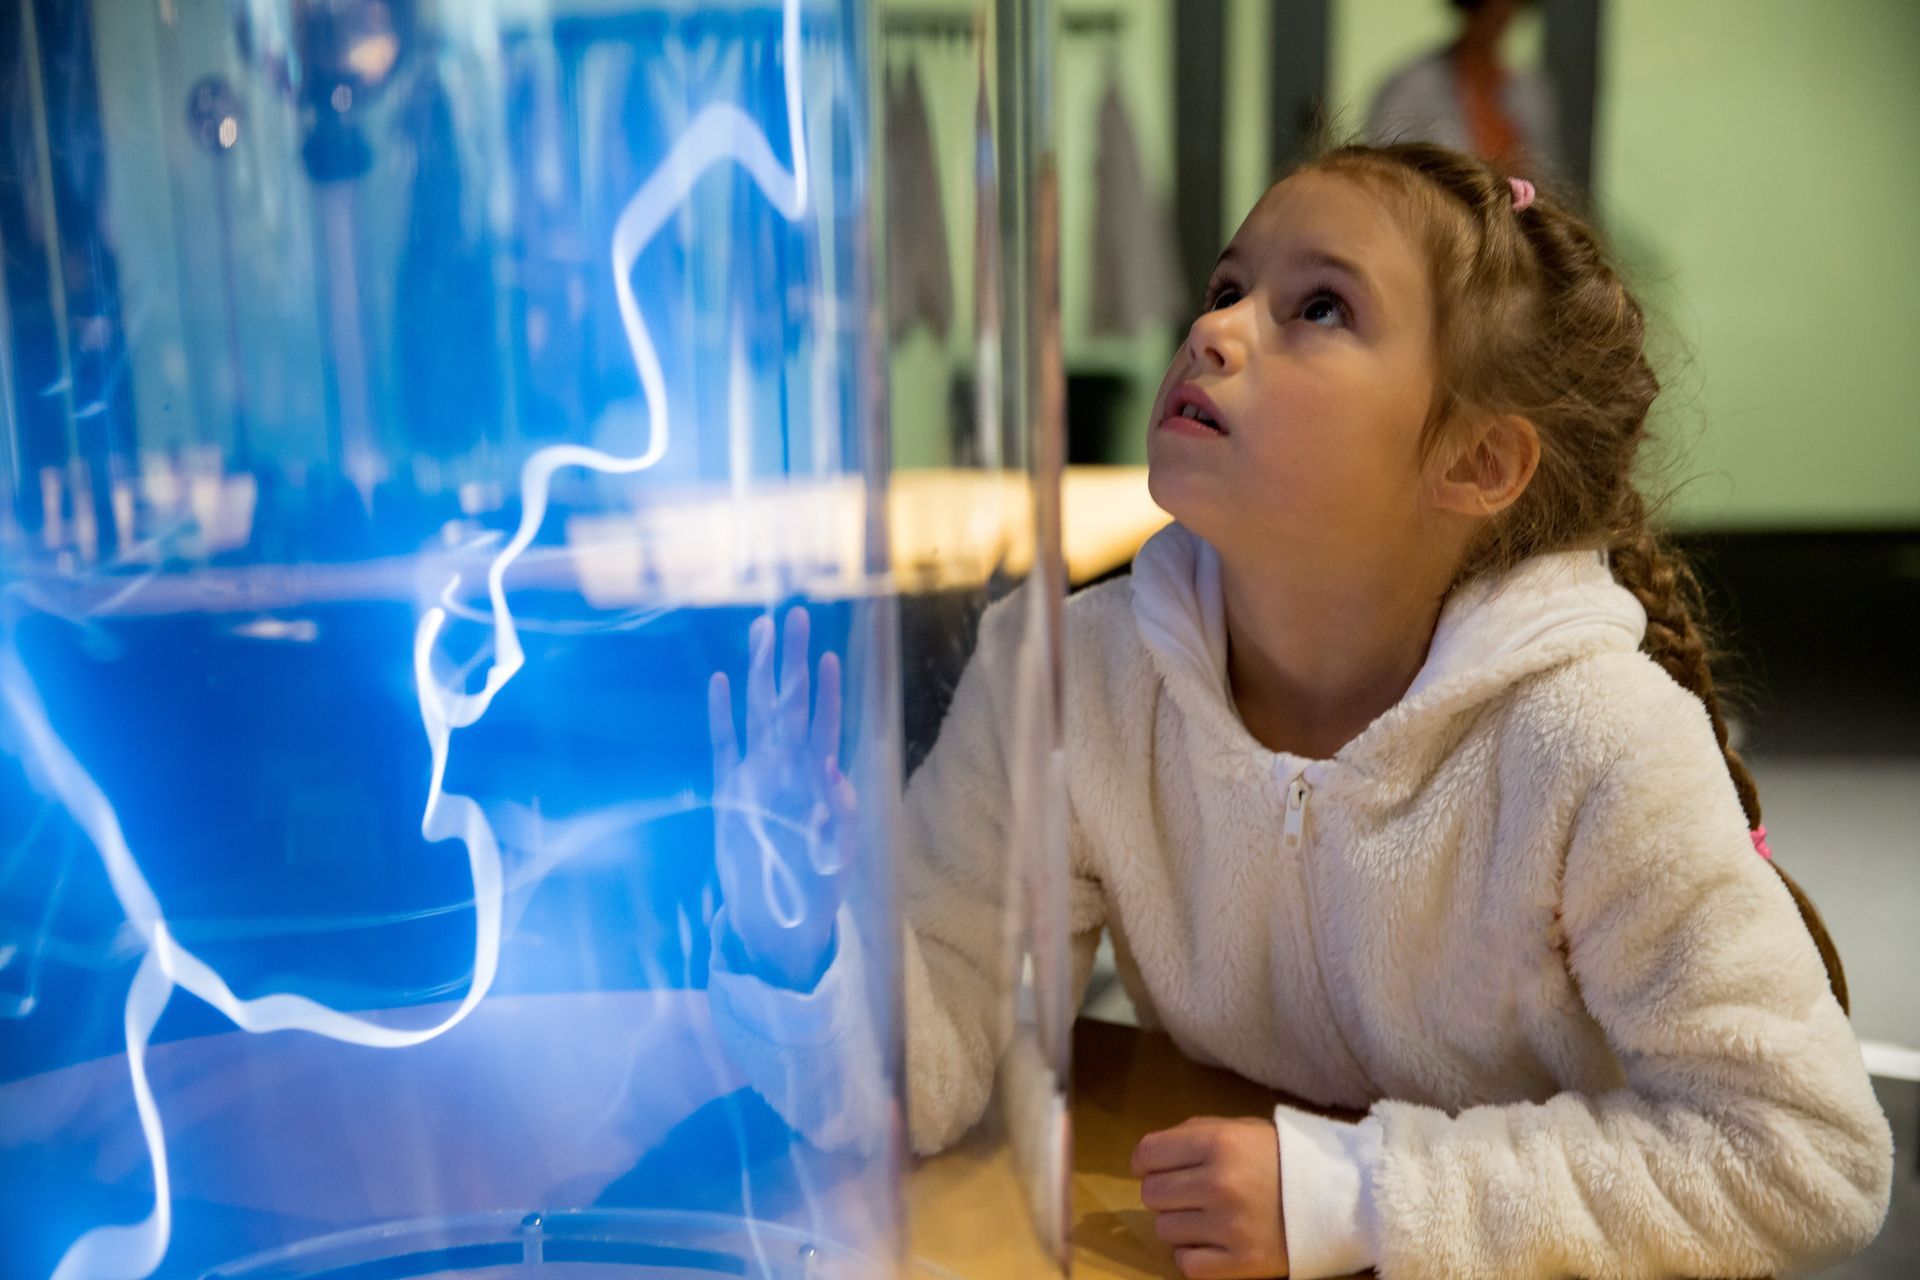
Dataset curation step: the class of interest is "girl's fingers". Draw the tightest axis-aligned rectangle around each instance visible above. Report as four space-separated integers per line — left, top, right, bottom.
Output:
1140 1167 1212 1212
827 757 858 821
1152 1210 1222 1248
778 606 811 746
1132 1126 1213 1177
707 672 739 781
1169 1245 1238 1280
810 755 859 879
810 649 842 765
745 614 776 748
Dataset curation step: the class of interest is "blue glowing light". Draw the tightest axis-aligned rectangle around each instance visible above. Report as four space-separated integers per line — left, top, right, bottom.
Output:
0 4 830 1275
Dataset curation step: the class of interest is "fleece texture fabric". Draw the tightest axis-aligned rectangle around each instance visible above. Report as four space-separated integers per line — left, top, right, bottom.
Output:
710 521 1892 1280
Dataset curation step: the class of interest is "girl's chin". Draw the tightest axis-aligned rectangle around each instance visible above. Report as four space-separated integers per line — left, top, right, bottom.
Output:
1146 463 1299 554
1145 463 1224 528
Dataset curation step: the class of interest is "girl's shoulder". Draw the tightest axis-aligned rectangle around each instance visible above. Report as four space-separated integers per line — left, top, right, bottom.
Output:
1499 647 1726 785
1056 572 1161 728
972 570 1137 658
1064 570 1136 624
1063 571 1152 669
957 573 1152 736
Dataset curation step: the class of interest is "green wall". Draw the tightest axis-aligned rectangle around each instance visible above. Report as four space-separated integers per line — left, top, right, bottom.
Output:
1594 0 1920 529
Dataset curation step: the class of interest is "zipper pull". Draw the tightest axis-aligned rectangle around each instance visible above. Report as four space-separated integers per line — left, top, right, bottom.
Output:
1282 776 1311 850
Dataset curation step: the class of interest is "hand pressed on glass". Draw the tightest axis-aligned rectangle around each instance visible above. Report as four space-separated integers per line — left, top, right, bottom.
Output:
708 606 858 990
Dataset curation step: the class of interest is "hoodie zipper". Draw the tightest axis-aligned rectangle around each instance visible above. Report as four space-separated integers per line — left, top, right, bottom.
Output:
1278 765 1377 1095
1282 776 1310 849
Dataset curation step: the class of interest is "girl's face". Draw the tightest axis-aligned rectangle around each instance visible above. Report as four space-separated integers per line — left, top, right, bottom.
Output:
1147 171 1447 571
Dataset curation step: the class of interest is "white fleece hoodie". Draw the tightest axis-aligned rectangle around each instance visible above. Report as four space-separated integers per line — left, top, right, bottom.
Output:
709 522 1893 1279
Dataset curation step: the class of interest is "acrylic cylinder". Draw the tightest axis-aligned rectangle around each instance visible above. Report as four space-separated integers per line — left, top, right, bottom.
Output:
0 1 937 1277
879 1 1070 1275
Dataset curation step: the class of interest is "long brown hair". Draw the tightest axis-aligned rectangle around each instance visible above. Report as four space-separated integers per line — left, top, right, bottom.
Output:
1301 142 1848 1010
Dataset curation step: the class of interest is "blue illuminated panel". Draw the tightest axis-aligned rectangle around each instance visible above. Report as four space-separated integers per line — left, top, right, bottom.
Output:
0 2 897 1276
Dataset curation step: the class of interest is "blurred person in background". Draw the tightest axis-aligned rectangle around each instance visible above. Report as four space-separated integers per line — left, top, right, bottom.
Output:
1366 0 1561 178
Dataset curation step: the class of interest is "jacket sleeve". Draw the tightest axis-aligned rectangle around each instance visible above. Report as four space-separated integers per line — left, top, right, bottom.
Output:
1365 669 1893 1280
711 589 1107 1156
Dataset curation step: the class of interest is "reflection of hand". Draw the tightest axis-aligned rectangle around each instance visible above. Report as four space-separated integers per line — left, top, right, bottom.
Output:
1134 1116 1290 1279
708 606 857 990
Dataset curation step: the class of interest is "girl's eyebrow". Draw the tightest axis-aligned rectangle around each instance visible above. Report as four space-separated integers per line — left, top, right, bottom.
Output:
1286 248 1377 306
1212 244 1377 307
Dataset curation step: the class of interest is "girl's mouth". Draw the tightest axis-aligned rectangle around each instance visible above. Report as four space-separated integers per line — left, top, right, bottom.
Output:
1158 384 1228 437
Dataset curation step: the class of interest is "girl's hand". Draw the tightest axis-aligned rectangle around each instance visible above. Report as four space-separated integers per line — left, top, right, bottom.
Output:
1133 1116 1290 1279
707 606 857 990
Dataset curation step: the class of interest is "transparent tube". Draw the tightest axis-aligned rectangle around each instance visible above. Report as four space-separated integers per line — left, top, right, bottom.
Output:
0 2 904 1277
879 1 1069 1275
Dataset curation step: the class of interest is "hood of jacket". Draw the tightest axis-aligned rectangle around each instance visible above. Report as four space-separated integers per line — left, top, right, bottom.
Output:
1129 522 1648 779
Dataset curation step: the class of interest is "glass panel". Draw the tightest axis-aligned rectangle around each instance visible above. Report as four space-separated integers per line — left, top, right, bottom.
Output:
874 1 1069 1275
0 2 909 1277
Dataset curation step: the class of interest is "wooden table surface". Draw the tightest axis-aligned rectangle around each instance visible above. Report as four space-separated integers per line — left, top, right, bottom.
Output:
1069 1018 1366 1280
909 1017 1367 1279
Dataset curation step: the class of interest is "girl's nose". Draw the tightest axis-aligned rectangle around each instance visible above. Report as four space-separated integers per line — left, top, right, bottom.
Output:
1185 302 1247 373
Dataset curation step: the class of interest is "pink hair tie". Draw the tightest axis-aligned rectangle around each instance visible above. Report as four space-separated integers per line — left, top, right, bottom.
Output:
1750 826 1772 860
1507 176 1536 212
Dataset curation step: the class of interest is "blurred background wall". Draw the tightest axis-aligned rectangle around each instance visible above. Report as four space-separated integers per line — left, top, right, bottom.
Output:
1591 0 1920 530
1059 0 1920 525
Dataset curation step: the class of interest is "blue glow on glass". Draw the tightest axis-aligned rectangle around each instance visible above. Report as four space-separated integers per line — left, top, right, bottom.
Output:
0 3 887 1276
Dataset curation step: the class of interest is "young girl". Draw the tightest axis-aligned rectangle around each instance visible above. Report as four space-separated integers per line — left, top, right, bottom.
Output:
703 142 1893 1279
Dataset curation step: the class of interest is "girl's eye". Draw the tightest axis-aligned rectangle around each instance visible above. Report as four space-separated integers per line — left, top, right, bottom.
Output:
1205 284 1242 312
1300 288 1351 328
1300 288 1352 329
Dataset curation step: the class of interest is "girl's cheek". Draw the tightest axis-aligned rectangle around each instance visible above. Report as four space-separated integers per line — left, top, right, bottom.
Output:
1154 364 1182 406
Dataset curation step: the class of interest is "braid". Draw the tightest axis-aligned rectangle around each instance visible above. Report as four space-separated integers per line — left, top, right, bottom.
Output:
1605 495 1854 1009
1607 490 1762 829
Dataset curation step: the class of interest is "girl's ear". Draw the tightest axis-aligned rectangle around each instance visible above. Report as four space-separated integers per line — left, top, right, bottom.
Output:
1429 413 1540 518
